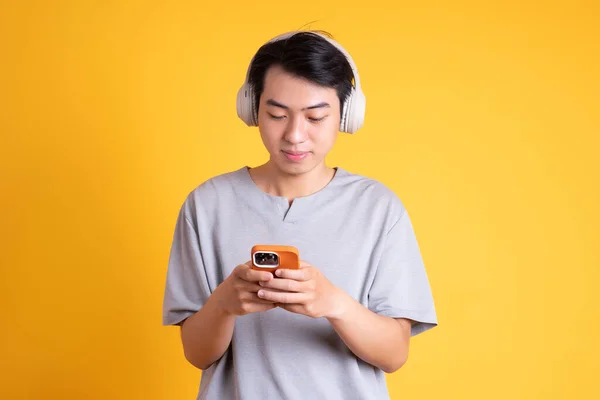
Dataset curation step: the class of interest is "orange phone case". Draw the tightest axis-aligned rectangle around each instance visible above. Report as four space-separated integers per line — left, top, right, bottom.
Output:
251 245 300 273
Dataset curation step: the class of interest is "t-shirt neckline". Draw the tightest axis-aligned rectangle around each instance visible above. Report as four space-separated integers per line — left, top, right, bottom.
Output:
237 165 346 223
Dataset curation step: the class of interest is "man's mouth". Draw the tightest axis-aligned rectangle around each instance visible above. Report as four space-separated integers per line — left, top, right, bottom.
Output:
282 151 310 161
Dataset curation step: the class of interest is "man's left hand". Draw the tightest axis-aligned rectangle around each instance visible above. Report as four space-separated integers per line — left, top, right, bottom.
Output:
257 261 347 319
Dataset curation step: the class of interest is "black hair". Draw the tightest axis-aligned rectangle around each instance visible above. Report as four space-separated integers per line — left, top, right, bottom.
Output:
247 31 355 118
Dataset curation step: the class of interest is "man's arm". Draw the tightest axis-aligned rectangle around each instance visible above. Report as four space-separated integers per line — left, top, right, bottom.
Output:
180 294 236 370
180 263 276 370
326 292 412 373
257 264 412 373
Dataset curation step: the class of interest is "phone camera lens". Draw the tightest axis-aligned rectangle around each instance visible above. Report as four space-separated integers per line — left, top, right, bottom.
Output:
255 252 278 266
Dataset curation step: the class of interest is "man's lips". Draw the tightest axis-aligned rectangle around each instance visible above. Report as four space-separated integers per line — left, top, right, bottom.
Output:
282 150 310 161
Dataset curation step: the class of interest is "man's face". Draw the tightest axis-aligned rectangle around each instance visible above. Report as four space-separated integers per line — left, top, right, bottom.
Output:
256 64 341 176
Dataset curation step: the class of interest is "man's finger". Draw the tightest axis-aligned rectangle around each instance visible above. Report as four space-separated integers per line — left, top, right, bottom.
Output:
247 293 278 304
237 264 273 282
257 290 309 304
239 281 287 294
275 267 312 281
259 278 303 292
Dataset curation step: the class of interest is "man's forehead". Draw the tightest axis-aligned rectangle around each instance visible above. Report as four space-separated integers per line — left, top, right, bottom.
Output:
262 68 338 103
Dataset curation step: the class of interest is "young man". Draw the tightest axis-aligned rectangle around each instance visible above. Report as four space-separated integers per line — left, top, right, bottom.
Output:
162 30 437 400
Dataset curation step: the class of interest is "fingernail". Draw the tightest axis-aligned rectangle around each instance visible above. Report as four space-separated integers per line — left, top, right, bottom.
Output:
275 270 282 276
258 290 264 297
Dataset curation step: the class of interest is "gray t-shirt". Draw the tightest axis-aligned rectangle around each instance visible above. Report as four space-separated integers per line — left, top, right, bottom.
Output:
162 166 437 400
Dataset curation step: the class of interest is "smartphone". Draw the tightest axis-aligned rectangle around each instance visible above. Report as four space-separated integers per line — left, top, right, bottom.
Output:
251 245 300 273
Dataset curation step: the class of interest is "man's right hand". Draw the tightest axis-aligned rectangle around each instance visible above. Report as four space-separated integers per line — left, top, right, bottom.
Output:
212 261 277 316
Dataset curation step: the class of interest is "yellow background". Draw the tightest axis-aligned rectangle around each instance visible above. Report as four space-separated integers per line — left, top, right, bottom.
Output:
1 0 598 399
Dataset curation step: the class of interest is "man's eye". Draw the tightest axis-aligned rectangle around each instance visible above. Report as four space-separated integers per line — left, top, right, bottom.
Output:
268 114 286 120
308 116 326 123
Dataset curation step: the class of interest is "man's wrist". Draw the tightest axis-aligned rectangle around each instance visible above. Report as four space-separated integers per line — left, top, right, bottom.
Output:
326 288 357 322
207 285 234 318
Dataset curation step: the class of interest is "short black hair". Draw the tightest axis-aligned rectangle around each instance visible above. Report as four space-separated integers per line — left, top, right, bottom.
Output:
247 31 355 118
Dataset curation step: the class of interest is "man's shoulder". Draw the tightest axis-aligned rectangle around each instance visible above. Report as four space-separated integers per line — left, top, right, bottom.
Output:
179 166 246 214
193 167 245 192
337 167 407 214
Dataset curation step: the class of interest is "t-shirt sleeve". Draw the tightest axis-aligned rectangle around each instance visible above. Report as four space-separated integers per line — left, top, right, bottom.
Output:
368 208 438 336
162 200 212 326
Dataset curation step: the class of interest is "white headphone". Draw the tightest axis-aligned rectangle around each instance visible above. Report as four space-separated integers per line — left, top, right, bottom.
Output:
236 31 366 134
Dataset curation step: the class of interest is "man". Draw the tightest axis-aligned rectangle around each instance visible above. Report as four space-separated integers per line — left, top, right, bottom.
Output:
162 30 437 400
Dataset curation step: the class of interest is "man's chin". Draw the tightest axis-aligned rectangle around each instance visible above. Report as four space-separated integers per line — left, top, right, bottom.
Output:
273 159 317 176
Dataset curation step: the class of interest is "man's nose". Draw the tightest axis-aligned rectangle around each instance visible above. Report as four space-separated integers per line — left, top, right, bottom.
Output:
283 115 308 144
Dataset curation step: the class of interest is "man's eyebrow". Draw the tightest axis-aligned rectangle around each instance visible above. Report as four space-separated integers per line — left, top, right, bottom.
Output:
266 99 289 109
305 102 330 110
266 99 331 110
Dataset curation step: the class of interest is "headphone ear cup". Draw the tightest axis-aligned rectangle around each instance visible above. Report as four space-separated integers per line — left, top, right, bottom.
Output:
339 90 353 133
236 83 257 126
343 87 366 134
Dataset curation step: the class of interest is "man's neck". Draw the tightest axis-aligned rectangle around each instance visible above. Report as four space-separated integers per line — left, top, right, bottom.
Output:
249 162 336 203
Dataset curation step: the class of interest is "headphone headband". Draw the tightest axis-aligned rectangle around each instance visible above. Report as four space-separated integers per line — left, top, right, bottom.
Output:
236 30 366 133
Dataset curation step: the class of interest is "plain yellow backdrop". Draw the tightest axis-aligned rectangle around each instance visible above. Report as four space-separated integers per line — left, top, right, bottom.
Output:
1 0 598 399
